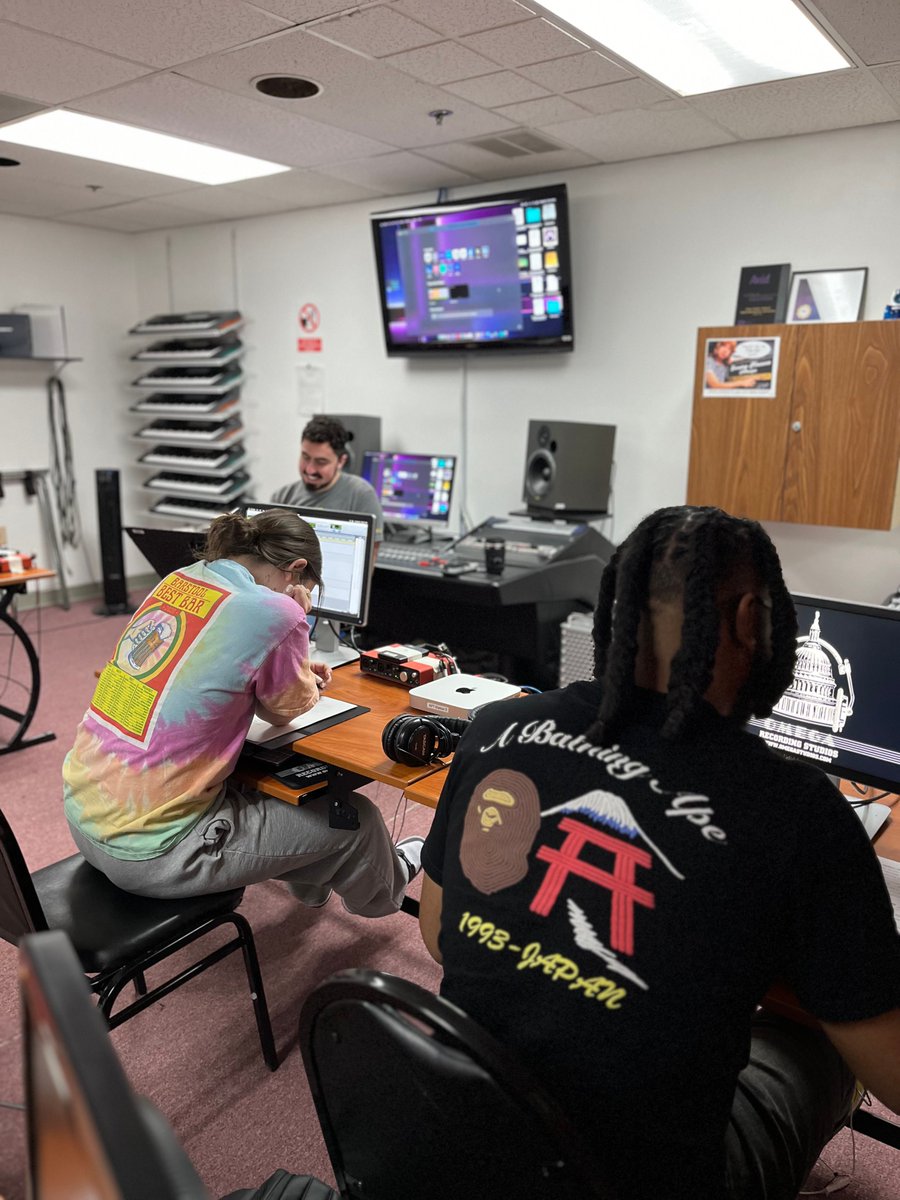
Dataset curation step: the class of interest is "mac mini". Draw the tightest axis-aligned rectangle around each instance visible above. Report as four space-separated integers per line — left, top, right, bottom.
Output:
409 673 520 720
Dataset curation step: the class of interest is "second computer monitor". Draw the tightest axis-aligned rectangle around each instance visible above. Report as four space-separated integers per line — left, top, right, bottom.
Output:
362 451 456 531
239 502 375 665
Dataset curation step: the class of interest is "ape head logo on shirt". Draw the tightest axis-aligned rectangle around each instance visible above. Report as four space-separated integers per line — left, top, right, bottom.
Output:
461 769 541 894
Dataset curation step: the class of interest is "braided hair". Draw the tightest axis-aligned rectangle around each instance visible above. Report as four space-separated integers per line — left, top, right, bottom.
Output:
589 506 796 745
201 509 324 593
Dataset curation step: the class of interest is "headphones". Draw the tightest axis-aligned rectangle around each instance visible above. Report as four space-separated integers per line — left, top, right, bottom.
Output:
381 713 470 766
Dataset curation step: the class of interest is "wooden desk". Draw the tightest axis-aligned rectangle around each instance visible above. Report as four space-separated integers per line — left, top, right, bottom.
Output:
402 766 450 810
296 669 447 791
238 669 448 805
0 567 56 756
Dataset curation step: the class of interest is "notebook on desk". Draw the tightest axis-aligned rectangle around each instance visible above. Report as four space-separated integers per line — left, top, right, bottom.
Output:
246 696 367 748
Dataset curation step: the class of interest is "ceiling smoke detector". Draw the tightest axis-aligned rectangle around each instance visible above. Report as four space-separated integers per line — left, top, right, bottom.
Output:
254 75 321 100
428 109 453 126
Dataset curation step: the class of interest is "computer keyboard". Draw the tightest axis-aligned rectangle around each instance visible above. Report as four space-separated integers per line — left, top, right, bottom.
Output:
138 444 247 473
144 470 250 497
132 337 243 362
129 311 243 336
130 389 240 416
133 365 244 393
135 417 244 445
149 494 246 520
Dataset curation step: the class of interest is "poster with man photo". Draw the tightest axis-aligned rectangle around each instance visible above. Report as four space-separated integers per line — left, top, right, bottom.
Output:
702 336 779 398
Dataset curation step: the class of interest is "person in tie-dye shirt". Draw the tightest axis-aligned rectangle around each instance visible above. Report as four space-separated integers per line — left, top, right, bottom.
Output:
64 509 422 915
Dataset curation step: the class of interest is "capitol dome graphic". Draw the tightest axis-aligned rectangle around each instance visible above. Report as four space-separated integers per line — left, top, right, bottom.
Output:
773 611 854 732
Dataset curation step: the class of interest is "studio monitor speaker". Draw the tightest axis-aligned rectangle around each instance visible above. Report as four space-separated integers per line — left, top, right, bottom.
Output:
94 469 131 616
329 413 382 475
523 420 616 516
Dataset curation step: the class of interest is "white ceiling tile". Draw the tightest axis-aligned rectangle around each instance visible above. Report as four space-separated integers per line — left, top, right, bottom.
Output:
59 198 221 231
460 17 587 68
389 0 534 37
312 7 441 57
493 95 589 124
75 73 396 167
810 0 900 67
237 1 355 20
416 139 595 180
0 0 291 69
543 107 735 161
322 151 477 193
567 77 672 117
0 169 138 217
690 70 900 140
871 62 900 103
444 72 549 107
144 185 301 219
0 93 45 124
0 22 149 104
381 41 499 85
178 29 517 148
518 52 633 92
232 169 383 207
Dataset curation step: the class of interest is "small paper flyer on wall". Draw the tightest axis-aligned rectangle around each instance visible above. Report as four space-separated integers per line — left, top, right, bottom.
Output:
702 336 780 398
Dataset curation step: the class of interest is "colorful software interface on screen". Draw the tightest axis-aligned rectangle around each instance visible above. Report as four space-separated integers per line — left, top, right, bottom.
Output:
363 452 455 524
746 595 900 791
378 195 565 346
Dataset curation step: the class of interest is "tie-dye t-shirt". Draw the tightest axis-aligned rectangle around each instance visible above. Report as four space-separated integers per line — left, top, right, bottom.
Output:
64 559 317 860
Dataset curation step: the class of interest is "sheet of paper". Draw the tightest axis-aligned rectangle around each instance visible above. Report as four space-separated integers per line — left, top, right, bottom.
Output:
878 856 900 933
246 695 355 745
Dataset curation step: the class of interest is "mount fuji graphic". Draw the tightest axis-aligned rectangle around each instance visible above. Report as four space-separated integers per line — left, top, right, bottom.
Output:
542 789 685 881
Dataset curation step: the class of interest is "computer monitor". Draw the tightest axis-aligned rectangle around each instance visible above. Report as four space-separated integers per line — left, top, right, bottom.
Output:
22 930 204 1200
747 593 900 794
361 451 456 538
239 501 375 667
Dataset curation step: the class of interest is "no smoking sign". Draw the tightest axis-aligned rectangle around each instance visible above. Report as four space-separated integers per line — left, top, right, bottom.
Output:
297 302 322 352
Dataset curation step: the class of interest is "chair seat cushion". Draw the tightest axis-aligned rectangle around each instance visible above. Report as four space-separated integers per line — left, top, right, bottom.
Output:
32 854 244 974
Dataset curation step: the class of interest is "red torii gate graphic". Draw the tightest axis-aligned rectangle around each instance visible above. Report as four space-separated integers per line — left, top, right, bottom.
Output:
530 817 655 956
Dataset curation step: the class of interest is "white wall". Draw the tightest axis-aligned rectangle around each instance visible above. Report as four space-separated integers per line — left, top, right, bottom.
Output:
0 215 138 593
4 120 900 602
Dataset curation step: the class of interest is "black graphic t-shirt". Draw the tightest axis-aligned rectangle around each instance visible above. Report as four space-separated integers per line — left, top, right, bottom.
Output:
422 682 900 1199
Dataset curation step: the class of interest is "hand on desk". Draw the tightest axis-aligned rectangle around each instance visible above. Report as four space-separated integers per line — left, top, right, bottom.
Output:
311 661 333 691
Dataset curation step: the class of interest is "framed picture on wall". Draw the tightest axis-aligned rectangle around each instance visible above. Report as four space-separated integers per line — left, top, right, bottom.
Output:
787 267 867 324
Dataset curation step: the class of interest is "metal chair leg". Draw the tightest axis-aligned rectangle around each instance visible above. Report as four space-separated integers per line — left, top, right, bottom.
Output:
134 970 147 996
231 912 279 1071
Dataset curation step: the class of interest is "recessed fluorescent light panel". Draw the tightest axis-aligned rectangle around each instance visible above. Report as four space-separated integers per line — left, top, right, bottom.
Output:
1 111 290 184
538 0 849 95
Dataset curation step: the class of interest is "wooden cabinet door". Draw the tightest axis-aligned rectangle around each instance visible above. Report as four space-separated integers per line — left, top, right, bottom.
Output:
782 322 900 529
687 325 797 521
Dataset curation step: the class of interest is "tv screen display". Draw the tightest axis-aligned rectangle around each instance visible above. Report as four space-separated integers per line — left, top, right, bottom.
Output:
371 184 574 356
746 593 900 793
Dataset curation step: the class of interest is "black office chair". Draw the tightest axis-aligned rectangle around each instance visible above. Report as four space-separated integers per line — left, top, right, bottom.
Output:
298 968 610 1200
1 804 277 1071
22 929 334 1200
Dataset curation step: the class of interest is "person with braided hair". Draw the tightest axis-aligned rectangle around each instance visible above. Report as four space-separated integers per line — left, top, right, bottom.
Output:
64 508 422 916
419 505 900 1199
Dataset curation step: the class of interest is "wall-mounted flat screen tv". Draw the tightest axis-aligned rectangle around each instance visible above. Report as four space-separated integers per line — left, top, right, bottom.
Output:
371 183 574 357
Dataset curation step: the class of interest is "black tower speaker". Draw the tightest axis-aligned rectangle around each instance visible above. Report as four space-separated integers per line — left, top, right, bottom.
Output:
94 469 132 616
522 420 616 517
330 413 382 475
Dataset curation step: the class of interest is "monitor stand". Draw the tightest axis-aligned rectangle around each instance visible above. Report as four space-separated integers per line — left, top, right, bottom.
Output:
310 619 359 668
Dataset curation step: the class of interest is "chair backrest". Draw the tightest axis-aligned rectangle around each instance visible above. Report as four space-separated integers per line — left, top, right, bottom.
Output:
20 929 209 1200
299 968 609 1200
0 805 47 944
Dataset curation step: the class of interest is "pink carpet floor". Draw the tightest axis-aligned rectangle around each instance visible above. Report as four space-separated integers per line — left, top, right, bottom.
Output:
1 594 898 1198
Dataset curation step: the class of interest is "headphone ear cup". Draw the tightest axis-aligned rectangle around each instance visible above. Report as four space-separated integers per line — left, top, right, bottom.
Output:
381 714 405 762
443 717 470 746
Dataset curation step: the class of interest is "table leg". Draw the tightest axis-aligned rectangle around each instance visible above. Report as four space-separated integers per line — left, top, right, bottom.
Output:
0 600 56 756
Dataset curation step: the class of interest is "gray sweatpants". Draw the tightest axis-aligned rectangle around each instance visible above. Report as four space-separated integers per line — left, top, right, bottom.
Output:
69 783 410 917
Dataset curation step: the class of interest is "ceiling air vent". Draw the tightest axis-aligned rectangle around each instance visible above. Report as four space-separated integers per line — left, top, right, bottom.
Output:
467 130 564 158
